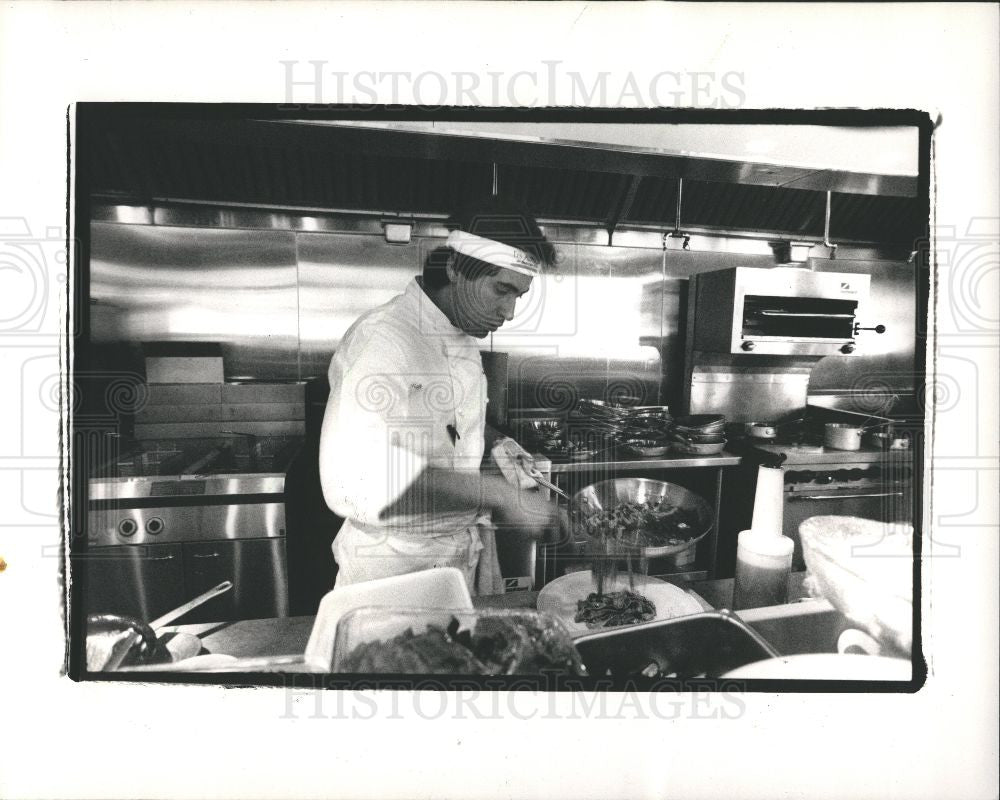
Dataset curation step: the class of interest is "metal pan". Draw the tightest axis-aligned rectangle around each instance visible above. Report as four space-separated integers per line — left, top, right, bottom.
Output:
747 422 778 439
671 441 727 455
573 610 780 679
672 414 726 432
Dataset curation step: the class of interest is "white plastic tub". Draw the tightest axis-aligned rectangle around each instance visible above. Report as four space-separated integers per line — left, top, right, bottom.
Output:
304 567 473 670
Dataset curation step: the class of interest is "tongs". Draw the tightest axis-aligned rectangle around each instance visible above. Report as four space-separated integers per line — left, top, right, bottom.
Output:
513 453 570 500
529 473 570 500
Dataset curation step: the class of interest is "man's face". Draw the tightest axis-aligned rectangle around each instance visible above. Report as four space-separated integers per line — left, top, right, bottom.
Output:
451 266 534 338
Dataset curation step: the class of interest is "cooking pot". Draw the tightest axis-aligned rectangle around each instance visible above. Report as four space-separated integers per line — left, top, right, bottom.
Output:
747 422 778 439
824 423 863 451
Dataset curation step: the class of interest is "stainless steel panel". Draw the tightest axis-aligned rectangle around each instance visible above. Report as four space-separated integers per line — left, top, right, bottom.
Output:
807 258 917 397
182 538 289 622
83 543 186 620
502 243 665 410
296 232 421 379
90 223 300 381
89 215 916 416
145 354 224 383
90 475 286 501
689 371 811 423
91 204 915 255
87 502 286 546
781 170 917 197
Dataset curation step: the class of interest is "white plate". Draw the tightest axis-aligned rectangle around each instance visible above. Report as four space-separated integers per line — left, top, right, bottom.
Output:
721 653 912 680
161 631 202 662
537 571 705 638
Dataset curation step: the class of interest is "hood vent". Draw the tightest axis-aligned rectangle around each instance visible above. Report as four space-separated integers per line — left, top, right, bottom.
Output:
84 117 925 245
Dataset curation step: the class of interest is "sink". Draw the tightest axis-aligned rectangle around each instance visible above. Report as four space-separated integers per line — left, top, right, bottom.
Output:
734 599 851 655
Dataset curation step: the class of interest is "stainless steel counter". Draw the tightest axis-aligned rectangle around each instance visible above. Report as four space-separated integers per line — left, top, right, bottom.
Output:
546 446 911 473
750 444 914 466
548 452 741 474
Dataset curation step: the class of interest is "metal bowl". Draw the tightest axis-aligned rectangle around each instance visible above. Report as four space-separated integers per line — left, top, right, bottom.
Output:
569 478 714 558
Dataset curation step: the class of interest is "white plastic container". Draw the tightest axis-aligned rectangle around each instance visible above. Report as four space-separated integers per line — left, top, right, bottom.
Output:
304 567 473 671
733 529 794 610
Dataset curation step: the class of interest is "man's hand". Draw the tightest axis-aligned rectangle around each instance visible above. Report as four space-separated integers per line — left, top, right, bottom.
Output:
492 485 569 545
491 437 539 490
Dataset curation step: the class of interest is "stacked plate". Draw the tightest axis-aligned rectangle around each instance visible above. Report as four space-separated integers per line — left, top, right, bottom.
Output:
619 406 673 457
668 414 728 455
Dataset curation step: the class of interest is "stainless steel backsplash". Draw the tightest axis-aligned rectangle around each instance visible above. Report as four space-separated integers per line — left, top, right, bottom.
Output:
89 218 917 411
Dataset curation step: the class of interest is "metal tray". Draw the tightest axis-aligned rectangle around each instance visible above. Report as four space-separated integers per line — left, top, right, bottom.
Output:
573 610 780 679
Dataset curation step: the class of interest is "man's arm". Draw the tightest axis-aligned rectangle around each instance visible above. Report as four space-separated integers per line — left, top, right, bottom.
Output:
380 465 564 542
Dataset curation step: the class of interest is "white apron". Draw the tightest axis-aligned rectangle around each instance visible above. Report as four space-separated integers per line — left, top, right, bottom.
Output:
332 517 504 595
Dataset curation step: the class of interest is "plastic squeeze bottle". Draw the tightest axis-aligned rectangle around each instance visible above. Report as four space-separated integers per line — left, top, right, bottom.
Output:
733 528 795 610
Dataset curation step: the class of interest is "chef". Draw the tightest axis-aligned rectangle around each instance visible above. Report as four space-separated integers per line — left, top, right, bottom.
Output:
319 200 562 594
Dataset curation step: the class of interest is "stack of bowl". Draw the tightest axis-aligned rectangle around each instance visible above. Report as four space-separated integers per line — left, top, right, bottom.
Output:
668 414 728 455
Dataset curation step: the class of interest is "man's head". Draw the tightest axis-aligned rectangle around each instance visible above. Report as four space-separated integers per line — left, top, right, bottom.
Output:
422 199 555 338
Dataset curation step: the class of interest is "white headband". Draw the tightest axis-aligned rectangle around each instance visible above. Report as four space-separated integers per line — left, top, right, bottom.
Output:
446 230 542 277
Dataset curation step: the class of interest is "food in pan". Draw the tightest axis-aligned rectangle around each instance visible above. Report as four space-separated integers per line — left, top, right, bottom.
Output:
582 498 700 548
574 589 657 629
339 615 586 675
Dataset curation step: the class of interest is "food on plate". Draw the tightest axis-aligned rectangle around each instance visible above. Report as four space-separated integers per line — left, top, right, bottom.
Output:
574 589 657 629
339 615 586 675
582 498 700 549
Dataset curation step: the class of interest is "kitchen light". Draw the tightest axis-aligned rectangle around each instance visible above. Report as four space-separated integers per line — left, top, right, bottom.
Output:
383 221 413 244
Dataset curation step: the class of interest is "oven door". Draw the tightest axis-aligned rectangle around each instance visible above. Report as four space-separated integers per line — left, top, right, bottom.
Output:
741 295 858 340
783 483 912 570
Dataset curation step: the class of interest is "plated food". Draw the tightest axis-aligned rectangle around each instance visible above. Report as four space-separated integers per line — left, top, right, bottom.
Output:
575 589 656 629
537 571 705 637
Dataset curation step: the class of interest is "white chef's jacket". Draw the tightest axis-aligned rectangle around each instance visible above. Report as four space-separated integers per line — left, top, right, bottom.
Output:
319 278 502 593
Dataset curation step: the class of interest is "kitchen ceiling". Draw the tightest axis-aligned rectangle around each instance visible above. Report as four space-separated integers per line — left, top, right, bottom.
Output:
83 116 926 245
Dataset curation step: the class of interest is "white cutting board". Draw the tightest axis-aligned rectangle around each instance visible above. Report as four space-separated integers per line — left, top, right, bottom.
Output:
537 571 706 638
